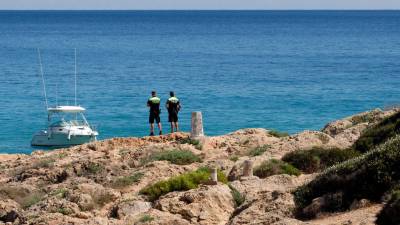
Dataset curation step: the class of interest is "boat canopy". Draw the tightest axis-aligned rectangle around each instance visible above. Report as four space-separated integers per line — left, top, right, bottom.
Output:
47 106 86 113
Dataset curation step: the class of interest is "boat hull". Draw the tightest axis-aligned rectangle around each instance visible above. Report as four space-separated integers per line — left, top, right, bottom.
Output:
31 132 96 147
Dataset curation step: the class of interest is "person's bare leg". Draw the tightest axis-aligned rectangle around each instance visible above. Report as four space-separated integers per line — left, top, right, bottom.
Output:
150 123 155 135
175 122 179 132
170 122 174 133
158 123 162 135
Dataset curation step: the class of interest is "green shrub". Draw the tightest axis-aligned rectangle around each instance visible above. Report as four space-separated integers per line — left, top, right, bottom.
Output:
86 162 104 174
31 157 55 169
51 188 68 198
248 145 270 157
140 167 228 201
269 130 289 138
0 186 44 209
57 152 68 159
376 189 400 225
144 149 202 165
353 111 400 153
282 147 360 173
20 193 43 209
229 185 245 207
229 156 239 162
253 159 300 178
293 135 400 219
92 191 115 207
119 148 131 157
350 113 374 125
139 214 154 223
112 172 144 188
179 138 202 150
56 207 73 215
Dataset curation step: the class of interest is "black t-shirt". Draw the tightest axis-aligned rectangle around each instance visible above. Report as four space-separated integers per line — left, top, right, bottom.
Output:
148 96 161 114
167 97 180 114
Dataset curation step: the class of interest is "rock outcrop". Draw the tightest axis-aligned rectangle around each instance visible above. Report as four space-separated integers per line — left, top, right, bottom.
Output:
0 108 398 225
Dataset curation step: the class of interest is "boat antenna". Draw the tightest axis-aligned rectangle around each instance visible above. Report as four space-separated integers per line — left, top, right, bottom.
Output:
56 83 58 107
37 48 48 109
74 48 77 106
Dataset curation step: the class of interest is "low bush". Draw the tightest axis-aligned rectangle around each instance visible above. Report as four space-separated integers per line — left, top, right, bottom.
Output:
282 147 360 173
51 188 68 198
269 130 289 138
139 214 154 223
112 172 144 188
140 167 227 201
229 156 239 162
92 191 115 207
350 113 375 125
229 185 245 207
376 189 400 225
293 135 400 219
143 149 202 165
179 138 202 150
353 111 400 153
31 157 55 169
248 145 270 157
20 193 43 209
86 162 104 174
0 185 44 209
253 159 300 178
55 207 73 215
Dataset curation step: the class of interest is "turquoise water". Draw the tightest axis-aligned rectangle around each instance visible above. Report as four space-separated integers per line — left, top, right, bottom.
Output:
1 10 400 153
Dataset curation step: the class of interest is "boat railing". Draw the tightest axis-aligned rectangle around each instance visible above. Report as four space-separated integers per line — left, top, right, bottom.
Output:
90 124 98 132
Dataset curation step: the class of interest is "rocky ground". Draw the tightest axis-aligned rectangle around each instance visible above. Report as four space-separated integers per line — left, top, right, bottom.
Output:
0 108 398 225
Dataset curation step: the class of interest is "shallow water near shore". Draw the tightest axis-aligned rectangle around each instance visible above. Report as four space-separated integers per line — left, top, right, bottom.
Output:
0 10 400 153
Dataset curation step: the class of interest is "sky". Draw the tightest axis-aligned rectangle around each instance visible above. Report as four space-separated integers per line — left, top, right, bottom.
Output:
0 0 400 10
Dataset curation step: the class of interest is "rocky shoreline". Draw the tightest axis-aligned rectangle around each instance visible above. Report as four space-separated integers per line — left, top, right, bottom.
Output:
0 108 399 225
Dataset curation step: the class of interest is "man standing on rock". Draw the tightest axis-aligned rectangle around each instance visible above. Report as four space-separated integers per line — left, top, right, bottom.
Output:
147 91 162 136
166 91 181 133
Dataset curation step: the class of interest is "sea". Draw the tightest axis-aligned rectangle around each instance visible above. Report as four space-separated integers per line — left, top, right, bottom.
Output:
0 10 399 154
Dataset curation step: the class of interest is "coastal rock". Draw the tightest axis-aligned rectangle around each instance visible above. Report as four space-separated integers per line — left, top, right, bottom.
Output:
228 190 302 225
0 109 398 225
30 196 81 217
0 200 21 223
125 208 190 225
114 200 152 219
155 184 234 225
322 108 399 137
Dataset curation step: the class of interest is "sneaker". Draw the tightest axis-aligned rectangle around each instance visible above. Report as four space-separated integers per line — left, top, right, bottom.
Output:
150 132 154 136
159 131 163 135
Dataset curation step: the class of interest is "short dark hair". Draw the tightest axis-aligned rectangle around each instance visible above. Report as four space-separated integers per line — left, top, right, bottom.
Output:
170 91 174 97
151 91 156 96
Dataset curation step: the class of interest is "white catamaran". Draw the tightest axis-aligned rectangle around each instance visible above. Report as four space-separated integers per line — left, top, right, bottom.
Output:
31 49 98 147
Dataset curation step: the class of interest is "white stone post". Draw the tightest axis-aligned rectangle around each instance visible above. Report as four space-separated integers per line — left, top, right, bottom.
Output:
191 112 204 138
243 160 253 177
211 168 218 184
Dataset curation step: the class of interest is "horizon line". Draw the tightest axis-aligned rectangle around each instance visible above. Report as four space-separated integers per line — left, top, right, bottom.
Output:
0 9 400 11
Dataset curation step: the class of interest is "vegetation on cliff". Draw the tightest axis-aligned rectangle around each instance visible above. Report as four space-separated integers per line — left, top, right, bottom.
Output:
376 189 400 225
353 111 400 153
268 130 289 138
282 147 360 173
142 149 202 165
253 159 300 178
293 135 400 218
139 167 228 201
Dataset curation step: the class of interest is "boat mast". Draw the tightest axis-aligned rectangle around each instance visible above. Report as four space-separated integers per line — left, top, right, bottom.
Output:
74 48 77 106
56 83 58 107
37 48 49 110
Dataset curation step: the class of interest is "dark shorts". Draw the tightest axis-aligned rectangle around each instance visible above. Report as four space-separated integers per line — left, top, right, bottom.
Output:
168 112 178 122
149 112 160 124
